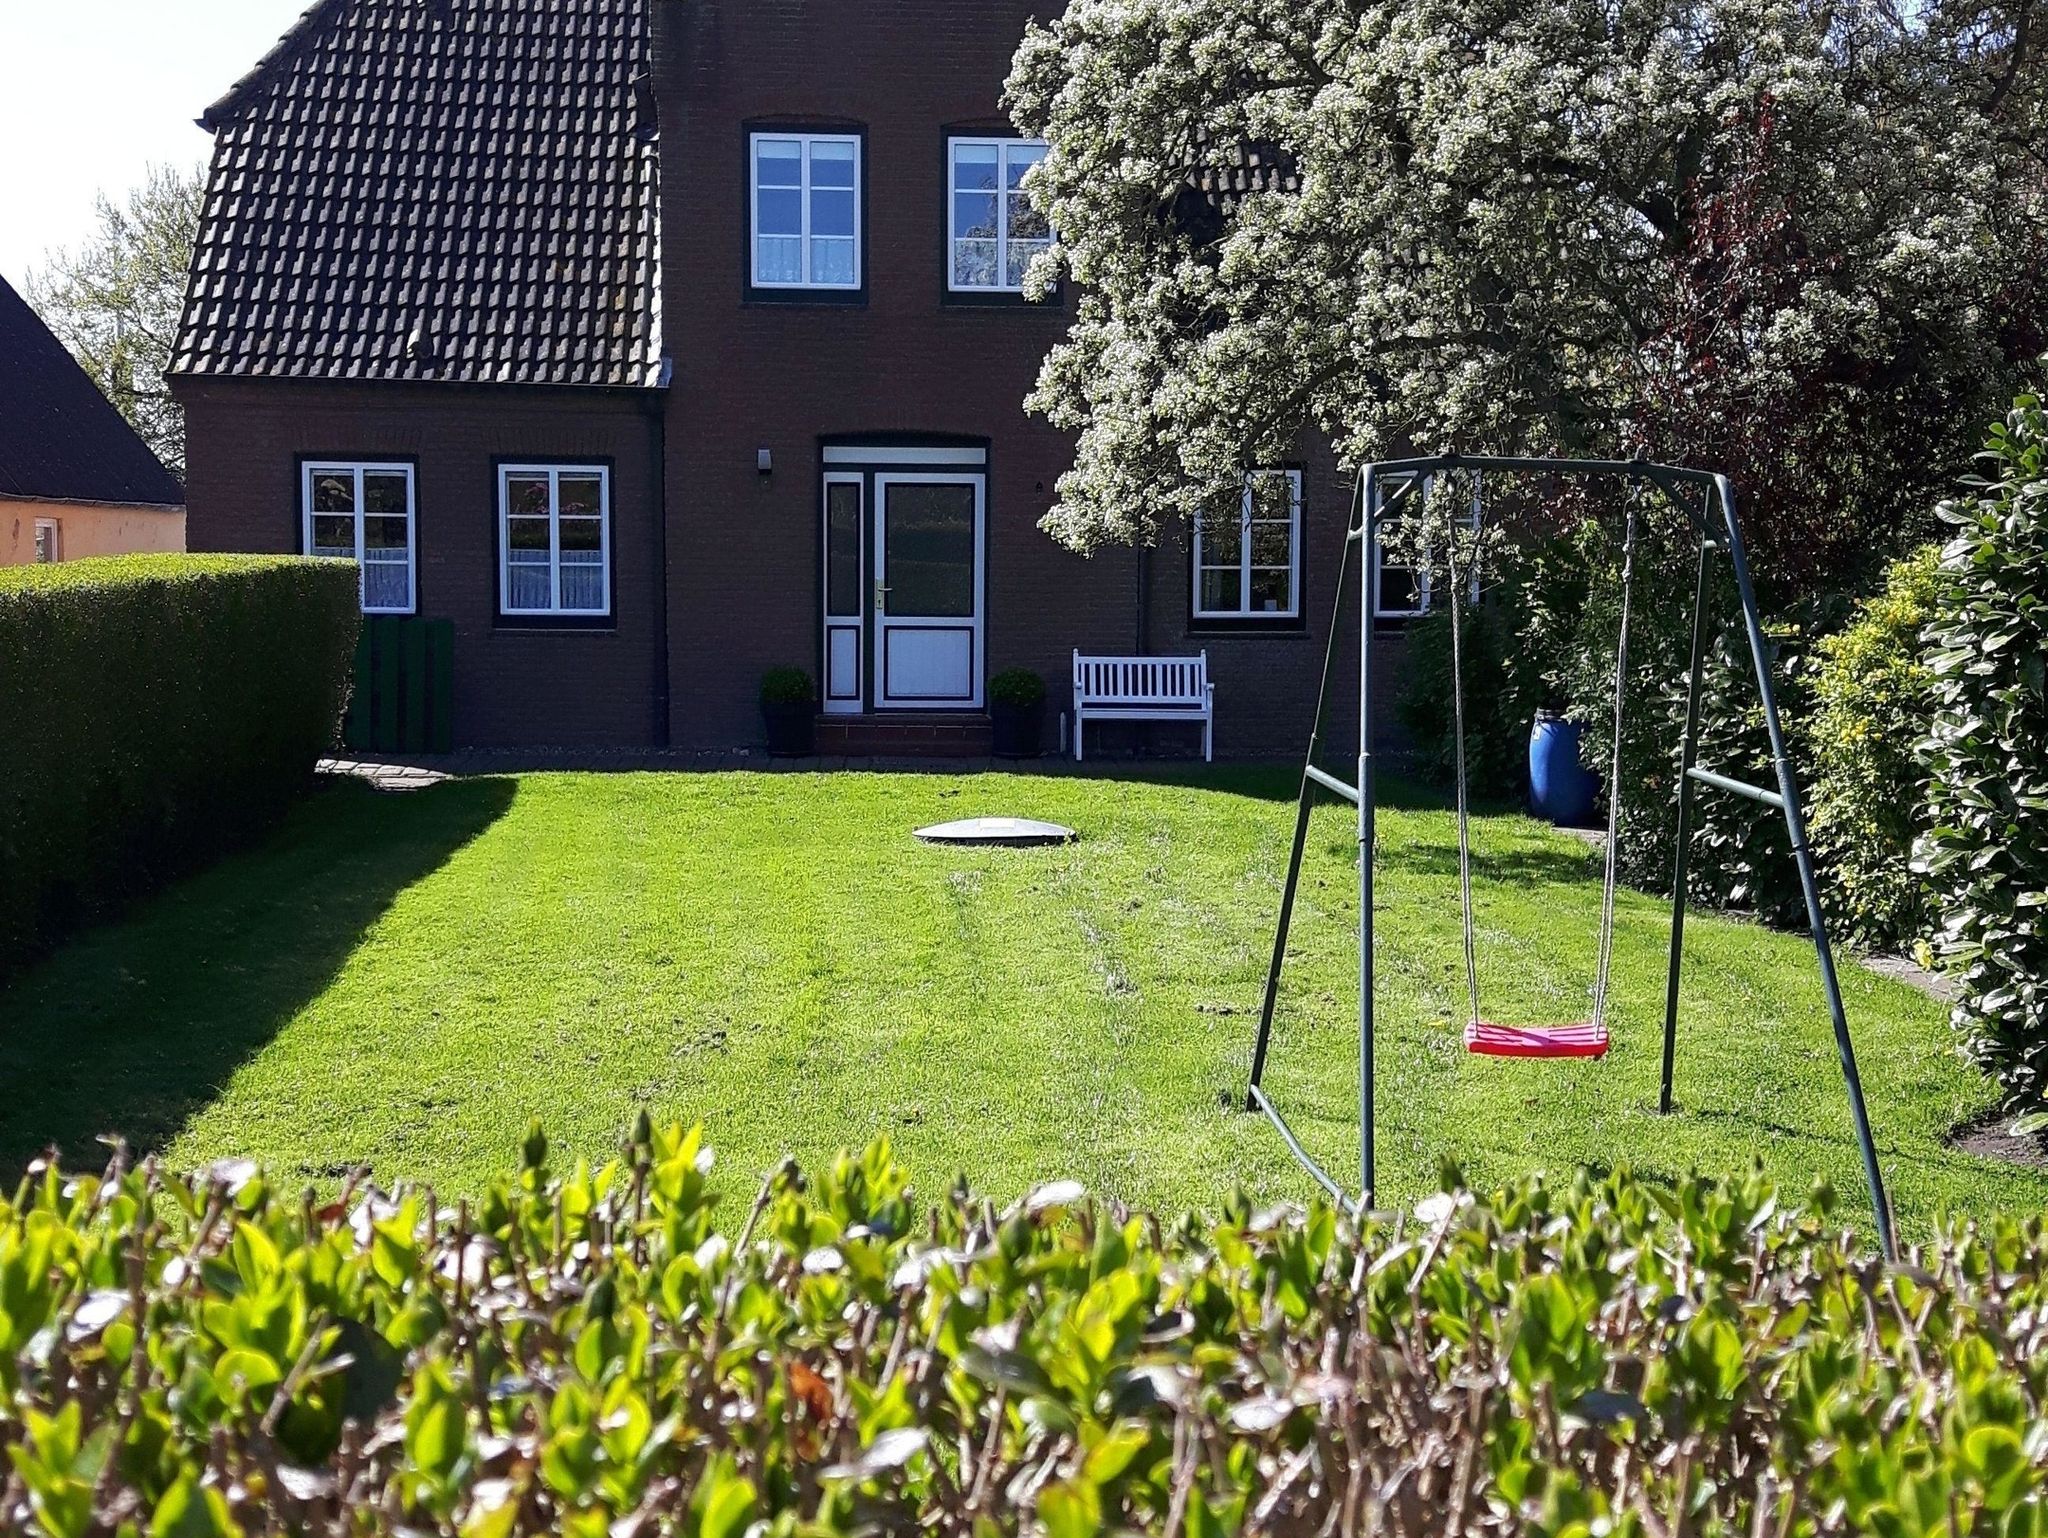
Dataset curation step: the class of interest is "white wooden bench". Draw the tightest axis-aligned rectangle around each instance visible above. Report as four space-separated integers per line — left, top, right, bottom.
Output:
1071 650 1214 762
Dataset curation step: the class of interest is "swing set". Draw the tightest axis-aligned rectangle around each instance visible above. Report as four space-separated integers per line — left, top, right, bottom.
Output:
1243 454 1897 1259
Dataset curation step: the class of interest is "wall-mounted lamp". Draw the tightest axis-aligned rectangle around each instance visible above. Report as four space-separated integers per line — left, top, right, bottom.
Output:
756 447 773 475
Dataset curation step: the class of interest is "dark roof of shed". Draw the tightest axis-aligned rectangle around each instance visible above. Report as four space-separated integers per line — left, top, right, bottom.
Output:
170 0 661 389
0 277 185 508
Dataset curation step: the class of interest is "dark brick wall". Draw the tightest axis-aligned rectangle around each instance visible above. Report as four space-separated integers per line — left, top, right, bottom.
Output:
175 377 666 749
652 0 1140 751
174 0 1423 760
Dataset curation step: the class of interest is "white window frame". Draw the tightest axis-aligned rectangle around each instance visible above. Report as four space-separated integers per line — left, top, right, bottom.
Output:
301 461 416 615
749 131 863 291
32 518 59 564
1372 472 1481 619
1192 468 1303 621
496 464 613 619
946 136 1050 294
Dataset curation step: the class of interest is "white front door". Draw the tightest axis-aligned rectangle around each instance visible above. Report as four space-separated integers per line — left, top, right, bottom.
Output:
874 472 984 709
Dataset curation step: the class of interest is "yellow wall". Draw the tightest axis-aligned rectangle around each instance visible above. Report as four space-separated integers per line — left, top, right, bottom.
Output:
1 499 186 566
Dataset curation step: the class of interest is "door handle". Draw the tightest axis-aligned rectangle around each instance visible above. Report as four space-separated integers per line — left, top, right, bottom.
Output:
874 581 890 614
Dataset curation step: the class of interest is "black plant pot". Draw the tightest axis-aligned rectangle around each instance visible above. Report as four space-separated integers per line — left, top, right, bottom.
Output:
762 700 815 757
990 698 1045 759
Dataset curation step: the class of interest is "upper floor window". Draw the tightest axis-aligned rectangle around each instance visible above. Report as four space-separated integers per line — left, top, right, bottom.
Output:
1194 469 1301 621
499 465 611 618
751 132 861 290
948 137 1050 293
304 461 415 614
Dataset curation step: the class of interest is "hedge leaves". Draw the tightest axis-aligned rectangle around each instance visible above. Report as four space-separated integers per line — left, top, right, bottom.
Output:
1916 399 2048 1108
0 555 358 978
9 1126 2048 1535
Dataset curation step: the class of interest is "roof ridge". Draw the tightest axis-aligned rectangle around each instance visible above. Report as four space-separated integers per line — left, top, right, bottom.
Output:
198 0 351 132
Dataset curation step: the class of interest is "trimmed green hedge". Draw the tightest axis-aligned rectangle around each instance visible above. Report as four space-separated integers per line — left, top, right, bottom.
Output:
1806 547 1941 951
7 1123 2048 1537
1916 398 2048 1108
0 555 359 977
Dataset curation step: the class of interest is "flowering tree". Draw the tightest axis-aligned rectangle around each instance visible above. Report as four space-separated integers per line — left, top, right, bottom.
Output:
1006 0 2048 589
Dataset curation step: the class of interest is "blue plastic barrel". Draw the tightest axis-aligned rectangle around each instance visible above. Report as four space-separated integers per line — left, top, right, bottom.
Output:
1528 712 1600 826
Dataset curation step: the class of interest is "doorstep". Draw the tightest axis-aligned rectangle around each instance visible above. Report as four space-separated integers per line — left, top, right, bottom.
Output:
815 712 995 758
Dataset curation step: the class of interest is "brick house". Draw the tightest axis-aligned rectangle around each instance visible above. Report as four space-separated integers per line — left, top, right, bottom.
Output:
172 0 1414 755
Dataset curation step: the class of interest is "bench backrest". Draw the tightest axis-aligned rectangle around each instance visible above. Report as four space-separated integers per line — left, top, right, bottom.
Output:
1072 652 1209 706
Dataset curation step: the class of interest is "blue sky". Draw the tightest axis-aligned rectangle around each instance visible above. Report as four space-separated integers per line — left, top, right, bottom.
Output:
0 0 310 290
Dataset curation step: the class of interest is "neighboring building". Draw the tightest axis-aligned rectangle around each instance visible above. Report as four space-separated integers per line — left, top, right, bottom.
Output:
172 0 1412 754
1 276 185 566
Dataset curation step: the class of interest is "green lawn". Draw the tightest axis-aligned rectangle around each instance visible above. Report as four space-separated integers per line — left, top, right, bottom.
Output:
3 768 2040 1236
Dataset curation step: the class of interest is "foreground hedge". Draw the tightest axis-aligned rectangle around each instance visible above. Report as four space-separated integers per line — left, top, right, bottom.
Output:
7 1126 2048 1537
0 555 358 977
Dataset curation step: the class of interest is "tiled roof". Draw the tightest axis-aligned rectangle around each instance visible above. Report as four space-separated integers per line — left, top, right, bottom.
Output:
1172 133 1298 245
0 277 184 508
171 0 661 389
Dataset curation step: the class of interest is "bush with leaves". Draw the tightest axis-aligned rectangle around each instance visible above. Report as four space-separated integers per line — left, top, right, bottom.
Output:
1804 548 1942 951
7 1122 2048 1536
1439 505 1812 925
1915 398 2048 1110
1398 551 1577 804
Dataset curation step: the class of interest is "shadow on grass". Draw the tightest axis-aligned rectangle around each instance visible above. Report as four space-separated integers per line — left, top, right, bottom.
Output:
1363 839 1606 889
1068 760 1464 812
0 775 515 1183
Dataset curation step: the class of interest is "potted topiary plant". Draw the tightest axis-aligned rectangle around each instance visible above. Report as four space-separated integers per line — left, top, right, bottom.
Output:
988 668 1046 758
759 667 817 757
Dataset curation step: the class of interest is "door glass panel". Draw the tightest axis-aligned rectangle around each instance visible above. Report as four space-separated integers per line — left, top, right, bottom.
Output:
825 481 861 617
885 483 975 618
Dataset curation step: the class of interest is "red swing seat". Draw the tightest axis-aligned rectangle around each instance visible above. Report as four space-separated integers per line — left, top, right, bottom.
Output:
1463 1020 1611 1060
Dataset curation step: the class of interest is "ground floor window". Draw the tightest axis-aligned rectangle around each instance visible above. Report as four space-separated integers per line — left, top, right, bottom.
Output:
498 465 611 618
1194 468 1302 620
1372 472 1479 619
32 518 59 563
303 462 415 614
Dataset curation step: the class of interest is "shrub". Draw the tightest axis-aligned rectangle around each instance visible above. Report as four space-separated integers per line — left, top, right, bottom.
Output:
1479 512 1813 924
1805 547 1941 951
759 666 816 706
1915 397 2048 1109
1397 596 1544 802
0 555 358 978
8 1125 2048 1537
989 667 1046 708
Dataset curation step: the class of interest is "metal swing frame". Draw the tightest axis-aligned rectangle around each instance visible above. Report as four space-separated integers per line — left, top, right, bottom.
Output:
1242 453 1897 1259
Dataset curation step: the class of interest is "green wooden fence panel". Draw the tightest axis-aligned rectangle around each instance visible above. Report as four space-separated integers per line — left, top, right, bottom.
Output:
373 617 401 751
429 621 455 753
403 620 429 750
340 616 454 755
